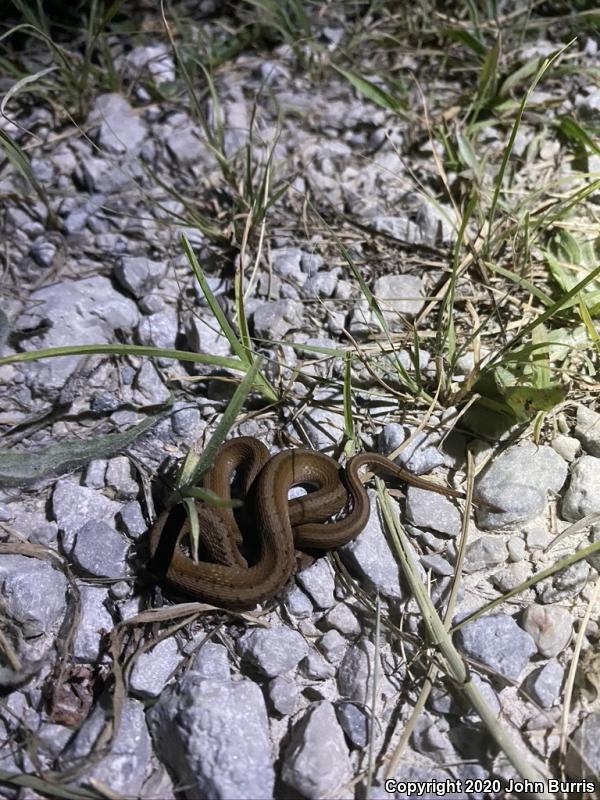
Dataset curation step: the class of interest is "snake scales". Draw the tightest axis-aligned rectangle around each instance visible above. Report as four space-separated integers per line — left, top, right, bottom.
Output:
148 436 463 609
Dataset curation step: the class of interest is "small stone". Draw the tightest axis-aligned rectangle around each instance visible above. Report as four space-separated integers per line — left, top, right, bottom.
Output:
89 93 147 155
118 502 147 539
90 392 120 413
411 714 457 762
406 487 462 538
574 405 600 457
282 584 313 618
30 237 57 269
301 651 336 680
114 256 166 299
587 524 600 572
186 316 231 357
125 43 175 86
525 526 550 551
551 434 581 462
522 604 573 657
190 642 231 681
336 702 369 749
491 561 532 593
296 559 336 609
374 274 425 321
269 676 299 716
105 457 138 500
379 424 445 475
71 520 129 579
337 639 379 703
420 554 454 576
319 630 347 664
74 586 113 662
171 407 203 438
455 613 537 681
464 536 508 573
133 362 170 405
63 698 151 797
130 637 183 699
565 711 600 779
282 701 352 798
476 443 568 529
525 660 564 708
137 309 179 351
52 480 122 552
252 299 303 341
321 604 361 637
147 673 274 799
340 489 403 600
164 120 206 165
536 559 590 603
0 555 67 640
562 456 600 521
237 626 308 677
507 537 526 562
109 581 130 600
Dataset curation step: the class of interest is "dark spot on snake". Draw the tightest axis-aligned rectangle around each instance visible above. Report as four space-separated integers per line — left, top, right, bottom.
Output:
148 504 187 579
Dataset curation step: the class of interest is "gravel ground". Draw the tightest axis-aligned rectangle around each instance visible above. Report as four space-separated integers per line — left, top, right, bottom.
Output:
1 3 600 799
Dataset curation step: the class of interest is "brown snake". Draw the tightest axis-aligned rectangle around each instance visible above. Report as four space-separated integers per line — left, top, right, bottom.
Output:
148 437 464 609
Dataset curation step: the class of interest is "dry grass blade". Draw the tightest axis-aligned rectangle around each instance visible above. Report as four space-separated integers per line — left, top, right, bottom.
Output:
377 480 549 792
451 539 600 632
384 449 477 775
558 575 600 775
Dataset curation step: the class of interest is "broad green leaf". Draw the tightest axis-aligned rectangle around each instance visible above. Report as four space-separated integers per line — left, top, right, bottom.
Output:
559 116 600 157
499 56 543 98
332 65 403 113
444 29 487 57
0 408 170 487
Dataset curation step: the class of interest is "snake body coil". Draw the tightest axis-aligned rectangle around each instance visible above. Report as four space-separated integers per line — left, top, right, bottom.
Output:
148 437 462 609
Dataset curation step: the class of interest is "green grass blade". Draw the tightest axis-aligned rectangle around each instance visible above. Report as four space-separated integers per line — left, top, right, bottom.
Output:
484 39 575 257
176 356 265 490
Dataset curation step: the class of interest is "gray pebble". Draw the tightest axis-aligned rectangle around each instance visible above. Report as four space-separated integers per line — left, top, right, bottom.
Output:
340 488 403 600
319 630 347 664
237 626 308 677
301 651 336 680
118 502 147 539
565 711 600 779
337 639 379 703
148 672 274 799
464 536 508 573
72 520 129 579
321 604 361 637
269 676 299 716
536 559 589 603
574 405 600 457
296 558 336 609
74 586 113 661
455 613 537 681
525 660 564 708
130 637 182 699
562 455 600 521
282 701 351 798
190 642 231 681
407 487 462 538
475 443 567 529
336 702 369 749
114 256 166 299
522 604 572 656
282 584 313 618
105 456 138 500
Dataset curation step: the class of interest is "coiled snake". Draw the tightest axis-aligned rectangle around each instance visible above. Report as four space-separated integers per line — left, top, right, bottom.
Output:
148 437 463 609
